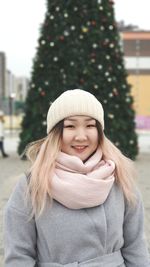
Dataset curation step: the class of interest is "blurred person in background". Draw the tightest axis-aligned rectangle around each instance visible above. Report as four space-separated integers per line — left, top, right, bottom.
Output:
0 110 9 158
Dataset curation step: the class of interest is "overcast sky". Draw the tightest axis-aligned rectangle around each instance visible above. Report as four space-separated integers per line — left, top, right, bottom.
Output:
0 0 150 78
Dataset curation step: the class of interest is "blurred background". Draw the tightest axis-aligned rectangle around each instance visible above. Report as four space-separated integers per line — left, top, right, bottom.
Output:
0 0 150 265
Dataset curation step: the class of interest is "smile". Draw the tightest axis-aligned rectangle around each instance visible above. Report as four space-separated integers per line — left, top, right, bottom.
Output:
72 146 88 152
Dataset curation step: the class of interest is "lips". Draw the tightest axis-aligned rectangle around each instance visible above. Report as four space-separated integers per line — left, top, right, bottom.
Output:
72 145 88 153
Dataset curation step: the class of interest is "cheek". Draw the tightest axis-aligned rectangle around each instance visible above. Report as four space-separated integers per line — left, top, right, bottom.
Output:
91 129 99 144
62 130 73 145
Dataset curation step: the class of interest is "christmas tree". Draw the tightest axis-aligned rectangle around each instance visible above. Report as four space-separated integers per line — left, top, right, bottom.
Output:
18 0 138 159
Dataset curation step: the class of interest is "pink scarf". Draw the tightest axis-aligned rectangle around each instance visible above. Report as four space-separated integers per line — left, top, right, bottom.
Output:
51 149 115 209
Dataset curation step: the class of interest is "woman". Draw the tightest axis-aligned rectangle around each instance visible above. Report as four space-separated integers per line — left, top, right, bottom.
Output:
0 110 8 158
4 89 150 266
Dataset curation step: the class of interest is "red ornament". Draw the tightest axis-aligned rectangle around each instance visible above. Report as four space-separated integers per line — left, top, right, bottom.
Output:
102 17 107 23
80 78 84 84
90 53 96 58
103 41 108 46
91 20 96 26
60 36 65 41
113 88 119 96
41 91 46 96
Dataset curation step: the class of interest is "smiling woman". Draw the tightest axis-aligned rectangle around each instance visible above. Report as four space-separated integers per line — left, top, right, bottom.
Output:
4 89 150 266
61 116 98 162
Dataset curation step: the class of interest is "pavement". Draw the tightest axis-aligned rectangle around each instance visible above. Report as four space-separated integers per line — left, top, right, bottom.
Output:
0 130 150 266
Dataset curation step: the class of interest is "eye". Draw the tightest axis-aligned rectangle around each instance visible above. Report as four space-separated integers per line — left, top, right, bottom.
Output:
87 124 96 128
64 124 75 128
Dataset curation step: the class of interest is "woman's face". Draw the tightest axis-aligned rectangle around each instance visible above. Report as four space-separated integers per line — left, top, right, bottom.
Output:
61 116 99 162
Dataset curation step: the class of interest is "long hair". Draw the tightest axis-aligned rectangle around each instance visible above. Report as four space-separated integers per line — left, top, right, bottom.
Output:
25 121 63 217
25 120 136 218
96 122 136 204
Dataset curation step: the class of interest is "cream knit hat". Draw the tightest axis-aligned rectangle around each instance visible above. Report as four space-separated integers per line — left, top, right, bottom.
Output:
46 89 104 134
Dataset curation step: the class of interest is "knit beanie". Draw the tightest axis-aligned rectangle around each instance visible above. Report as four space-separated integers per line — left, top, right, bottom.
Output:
46 89 104 134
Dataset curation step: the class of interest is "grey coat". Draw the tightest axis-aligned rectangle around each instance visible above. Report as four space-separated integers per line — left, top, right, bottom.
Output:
4 175 150 267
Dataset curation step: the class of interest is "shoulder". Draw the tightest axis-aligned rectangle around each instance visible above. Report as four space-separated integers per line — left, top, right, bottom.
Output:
5 174 31 216
107 182 143 209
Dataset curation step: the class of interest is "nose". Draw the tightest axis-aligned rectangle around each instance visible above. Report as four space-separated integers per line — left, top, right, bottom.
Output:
74 128 88 141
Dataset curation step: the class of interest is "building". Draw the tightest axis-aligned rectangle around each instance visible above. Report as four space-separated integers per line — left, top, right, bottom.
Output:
0 52 6 109
121 31 150 129
15 77 29 102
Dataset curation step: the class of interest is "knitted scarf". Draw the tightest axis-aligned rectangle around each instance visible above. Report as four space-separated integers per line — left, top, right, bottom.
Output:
51 148 115 209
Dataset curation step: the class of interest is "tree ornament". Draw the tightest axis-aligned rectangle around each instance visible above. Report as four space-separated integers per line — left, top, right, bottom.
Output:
94 84 98 89
108 78 112 82
83 69 87 74
92 43 98 48
53 57 58 62
106 55 110 60
113 88 118 96
40 63 44 68
71 25 76 31
79 35 84 39
91 53 96 58
97 0 102 3
105 72 110 76
74 7 78 11
91 21 96 26
42 120 47 126
109 25 114 30
91 58 96 63
126 97 131 103
99 6 103 10
100 26 105 31
70 61 75 66
56 6 60 12
50 42 54 47
80 78 84 84
41 40 46 45
82 27 88 33
64 13 68 18
129 140 134 144
31 84 35 88
50 15 54 20
115 141 120 146
98 65 103 69
115 104 119 108
109 43 114 48
108 113 114 119
64 31 69 36
45 81 49 86
60 36 65 41
41 91 46 96
109 93 113 98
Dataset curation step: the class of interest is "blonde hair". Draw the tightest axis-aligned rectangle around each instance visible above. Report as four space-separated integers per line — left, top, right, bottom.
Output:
25 120 136 218
25 122 63 217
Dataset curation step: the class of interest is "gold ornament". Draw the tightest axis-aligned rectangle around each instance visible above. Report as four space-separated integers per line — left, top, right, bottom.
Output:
82 27 88 33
